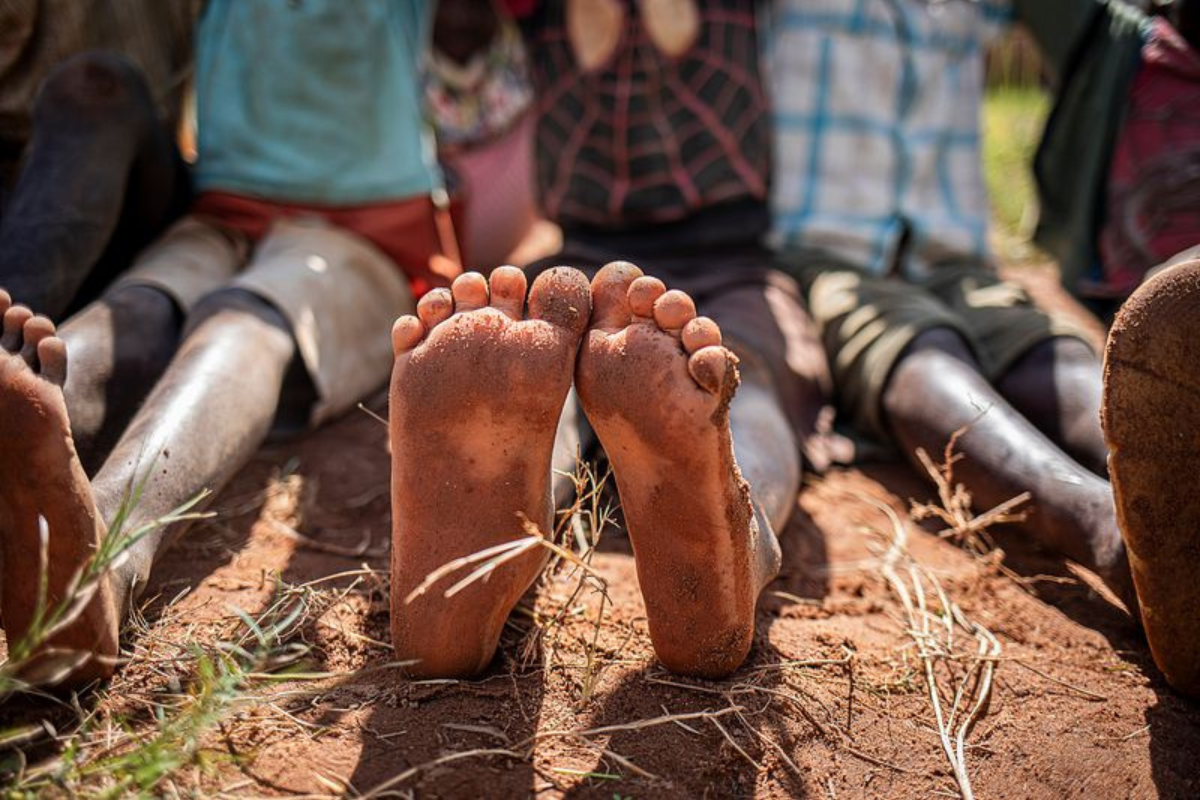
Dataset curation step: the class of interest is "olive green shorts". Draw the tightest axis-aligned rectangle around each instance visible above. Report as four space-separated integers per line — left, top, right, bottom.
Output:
780 250 1095 440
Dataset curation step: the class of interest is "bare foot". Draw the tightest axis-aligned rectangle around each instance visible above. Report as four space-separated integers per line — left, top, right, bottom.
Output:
1103 260 1200 697
389 267 591 677
576 262 778 679
0 291 119 684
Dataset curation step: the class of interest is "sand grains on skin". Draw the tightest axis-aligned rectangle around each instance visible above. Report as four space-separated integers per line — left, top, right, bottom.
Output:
0 289 118 683
388 267 591 678
575 261 775 679
1103 259 1200 698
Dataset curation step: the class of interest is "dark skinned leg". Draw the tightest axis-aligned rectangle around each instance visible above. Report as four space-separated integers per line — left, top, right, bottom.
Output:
56 285 183 475
90 290 297 614
881 327 1134 608
994 337 1109 477
0 52 188 319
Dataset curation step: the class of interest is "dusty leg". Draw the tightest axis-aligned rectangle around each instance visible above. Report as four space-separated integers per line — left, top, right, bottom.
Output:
1104 260 1200 697
882 328 1134 609
0 53 188 319
86 290 297 616
996 337 1109 477
576 262 775 678
390 267 591 678
56 286 183 474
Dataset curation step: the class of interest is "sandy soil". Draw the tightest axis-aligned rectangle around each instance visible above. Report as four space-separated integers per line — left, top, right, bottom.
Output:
5 263 1200 798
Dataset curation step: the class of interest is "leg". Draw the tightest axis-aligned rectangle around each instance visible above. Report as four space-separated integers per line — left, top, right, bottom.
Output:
576 263 776 678
390 267 592 678
995 336 1108 476
0 289 294 682
0 52 188 319
882 328 1133 606
1104 259 1200 697
57 286 183 474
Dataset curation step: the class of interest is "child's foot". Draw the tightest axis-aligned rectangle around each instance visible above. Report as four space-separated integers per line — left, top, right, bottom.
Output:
0 291 119 684
1103 260 1200 698
575 262 777 679
389 267 591 678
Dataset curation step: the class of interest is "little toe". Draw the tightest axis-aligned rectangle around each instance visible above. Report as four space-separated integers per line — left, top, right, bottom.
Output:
682 316 722 354
417 288 453 330
1 305 34 353
37 336 68 385
688 345 739 395
628 276 667 320
653 289 697 335
451 272 490 312
489 266 528 320
590 261 643 329
392 315 425 355
19 316 56 367
529 266 592 337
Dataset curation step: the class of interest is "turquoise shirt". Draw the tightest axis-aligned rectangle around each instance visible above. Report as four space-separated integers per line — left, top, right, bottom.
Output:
194 0 436 205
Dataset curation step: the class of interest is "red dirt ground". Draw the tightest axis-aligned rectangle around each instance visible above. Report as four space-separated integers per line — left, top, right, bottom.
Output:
5 263 1200 798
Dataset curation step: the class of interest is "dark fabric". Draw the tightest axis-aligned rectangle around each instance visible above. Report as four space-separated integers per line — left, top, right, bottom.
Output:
0 52 191 319
521 0 770 231
524 234 839 472
1019 0 1149 296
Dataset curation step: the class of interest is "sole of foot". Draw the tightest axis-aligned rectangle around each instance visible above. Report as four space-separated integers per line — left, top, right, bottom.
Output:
389 267 591 678
0 290 118 686
1103 259 1200 698
576 262 777 679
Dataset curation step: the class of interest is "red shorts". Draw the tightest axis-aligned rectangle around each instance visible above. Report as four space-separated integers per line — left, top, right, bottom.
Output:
191 191 463 298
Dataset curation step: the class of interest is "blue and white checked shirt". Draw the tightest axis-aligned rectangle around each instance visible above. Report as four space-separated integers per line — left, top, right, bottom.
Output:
767 0 1012 278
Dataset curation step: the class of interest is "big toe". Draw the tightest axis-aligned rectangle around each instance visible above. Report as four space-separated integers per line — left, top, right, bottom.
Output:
590 261 644 329
529 267 592 337
688 345 739 397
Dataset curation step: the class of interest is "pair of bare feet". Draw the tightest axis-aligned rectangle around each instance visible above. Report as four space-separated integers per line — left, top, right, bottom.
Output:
0 262 773 685
389 263 777 679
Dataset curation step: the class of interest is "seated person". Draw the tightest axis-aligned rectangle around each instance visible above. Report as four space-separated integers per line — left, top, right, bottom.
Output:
1024 0 1200 316
388 0 836 679
768 0 1135 642
0 0 456 683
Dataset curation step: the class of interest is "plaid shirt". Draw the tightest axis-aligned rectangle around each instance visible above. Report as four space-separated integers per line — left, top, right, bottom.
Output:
767 0 1011 278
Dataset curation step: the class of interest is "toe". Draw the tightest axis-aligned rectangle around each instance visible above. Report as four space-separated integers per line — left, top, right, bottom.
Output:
682 316 722 353
1 304 34 353
0 288 10 317
529 266 592 337
417 288 453 329
489 266 528 320
392 315 424 355
19 315 56 367
653 289 696 335
628 276 666 320
451 272 490 312
590 261 643 329
37 336 68 386
688 345 739 395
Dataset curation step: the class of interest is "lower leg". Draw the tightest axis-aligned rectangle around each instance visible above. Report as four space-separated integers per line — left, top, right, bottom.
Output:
0 53 187 318
995 337 1108 476
89 291 296 615
57 286 183 474
882 328 1131 604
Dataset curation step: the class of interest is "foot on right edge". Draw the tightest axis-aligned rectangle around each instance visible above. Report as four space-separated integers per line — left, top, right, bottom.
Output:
1103 260 1200 698
389 267 591 678
0 290 119 685
576 262 779 679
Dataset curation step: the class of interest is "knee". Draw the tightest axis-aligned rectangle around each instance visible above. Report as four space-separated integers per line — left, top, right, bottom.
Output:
34 51 152 124
883 327 977 406
184 288 290 340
